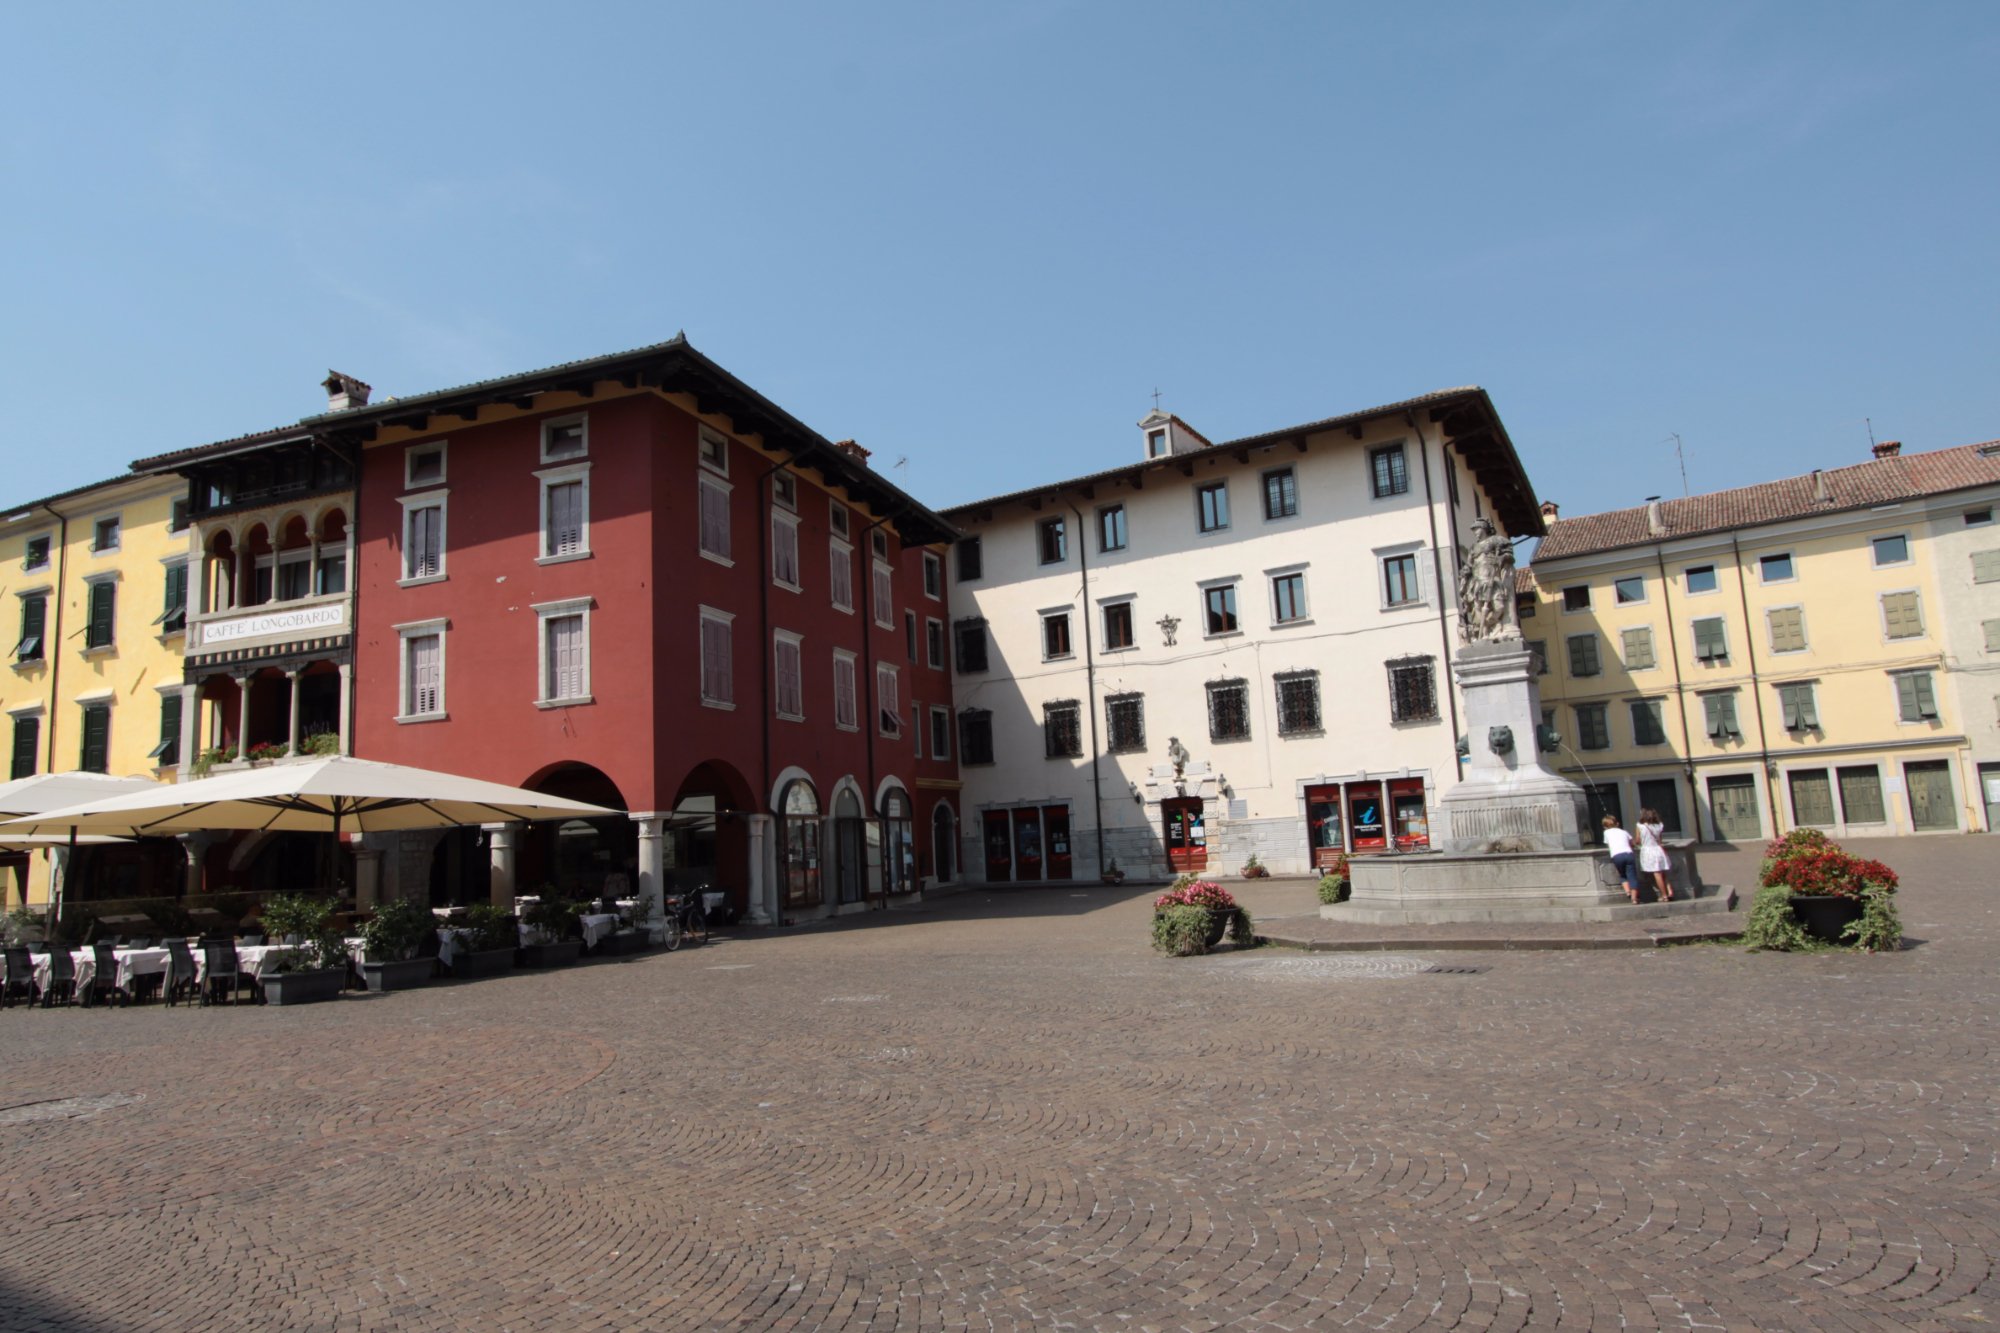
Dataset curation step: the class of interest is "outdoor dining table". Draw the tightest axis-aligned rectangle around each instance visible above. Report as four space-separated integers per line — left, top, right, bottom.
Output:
577 913 619 948
436 926 477 967
193 942 304 983
31 946 171 995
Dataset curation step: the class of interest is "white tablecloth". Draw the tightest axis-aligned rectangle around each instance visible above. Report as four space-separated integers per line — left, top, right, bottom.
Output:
436 927 476 966
31 947 171 994
578 913 618 948
193 942 300 983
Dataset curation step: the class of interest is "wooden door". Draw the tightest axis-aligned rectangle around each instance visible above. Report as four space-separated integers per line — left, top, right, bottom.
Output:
1707 775 1761 843
1906 761 1957 832
1162 798 1207 873
983 811 1012 882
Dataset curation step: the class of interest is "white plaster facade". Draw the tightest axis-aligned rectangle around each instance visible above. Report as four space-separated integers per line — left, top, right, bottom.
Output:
941 391 1542 883
1926 476 2000 831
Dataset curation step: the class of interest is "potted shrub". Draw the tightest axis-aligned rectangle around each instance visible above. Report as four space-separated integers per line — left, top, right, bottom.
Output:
453 905 518 978
301 730 341 757
1100 858 1126 886
604 888 653 954
1239 853 1270 880
1317 854 1352 905
244 741 290 765
356 896 435 992
257 893 347 1006
1745 830 1902 950
517 897 583 968
1151 879 1254 954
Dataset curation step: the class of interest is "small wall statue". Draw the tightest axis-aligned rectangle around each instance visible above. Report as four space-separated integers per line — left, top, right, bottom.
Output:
1457 518 1521 644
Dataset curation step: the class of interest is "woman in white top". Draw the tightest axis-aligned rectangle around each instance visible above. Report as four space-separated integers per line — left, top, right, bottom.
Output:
1635 808 1673 902
1601 816 1639 903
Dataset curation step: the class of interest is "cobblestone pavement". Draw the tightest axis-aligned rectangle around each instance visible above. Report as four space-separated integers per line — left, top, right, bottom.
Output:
1 836 1994 1331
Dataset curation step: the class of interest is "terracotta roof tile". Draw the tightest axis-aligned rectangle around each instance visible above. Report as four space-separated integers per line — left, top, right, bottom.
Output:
1532 440 2000 562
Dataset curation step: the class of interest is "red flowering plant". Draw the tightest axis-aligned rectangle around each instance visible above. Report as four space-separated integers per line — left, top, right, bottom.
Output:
1757 830 1898 899
1154 880 1238 913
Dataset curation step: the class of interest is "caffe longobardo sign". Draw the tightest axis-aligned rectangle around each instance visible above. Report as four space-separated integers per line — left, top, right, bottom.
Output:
197 602 347 646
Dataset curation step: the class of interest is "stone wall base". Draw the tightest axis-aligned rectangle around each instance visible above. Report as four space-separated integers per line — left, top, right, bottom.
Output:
1322 843 1707 924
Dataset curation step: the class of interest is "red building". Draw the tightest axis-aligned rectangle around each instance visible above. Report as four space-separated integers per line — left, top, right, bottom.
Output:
330 336 962 922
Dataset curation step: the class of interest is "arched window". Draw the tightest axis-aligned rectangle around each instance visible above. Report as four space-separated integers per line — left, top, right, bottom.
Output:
881 786 915 896
780 779 821 909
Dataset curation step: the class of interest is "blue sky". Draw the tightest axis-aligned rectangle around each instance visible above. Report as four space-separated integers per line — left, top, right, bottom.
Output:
4 3 1995 522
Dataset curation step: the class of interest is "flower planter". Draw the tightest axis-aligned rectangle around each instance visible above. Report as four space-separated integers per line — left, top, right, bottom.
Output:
516 940 583 968
602 929 648 955
260 967 345 1006
358 957 435 993
1203 910 1229 947
1790 894 1866 944
452 946 517 978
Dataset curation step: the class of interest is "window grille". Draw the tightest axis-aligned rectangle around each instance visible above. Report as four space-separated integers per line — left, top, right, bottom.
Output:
1207 679 1250 742
954 619 989 673
1276 671 1323 735
1105 694 1145 753
1044 701 1082 758
1386 658 1437 723
959 709 994 764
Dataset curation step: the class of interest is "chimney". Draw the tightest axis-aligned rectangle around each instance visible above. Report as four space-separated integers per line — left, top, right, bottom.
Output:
1645 495 1665 536
322 371 372 412
1811 468 1830 503
1872 439 1902 459
1539 499 1560 521
832 438 872 467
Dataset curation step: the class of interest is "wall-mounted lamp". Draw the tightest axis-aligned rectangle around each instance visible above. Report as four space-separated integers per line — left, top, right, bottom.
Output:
1129 781 1143 804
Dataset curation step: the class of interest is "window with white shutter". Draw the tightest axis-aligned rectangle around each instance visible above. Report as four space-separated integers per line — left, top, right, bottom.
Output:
540 474 588 560
404 502 445 580
830 541 853 611
833 651 858 730
699 610 733 707
873 562 894 628
773 514 801 590
536 601 590 705
404 632 443 718
1767 606 1806 653
1984 620 2000 653
775 633 804 720
1881 591 1924 640
1974 550 2000 584
877 664 901 736
699 479 732 563
1895 671 1939 722
1621 627 1656 670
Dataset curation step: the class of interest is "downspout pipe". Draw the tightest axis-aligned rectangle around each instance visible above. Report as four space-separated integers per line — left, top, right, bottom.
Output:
1652 544 1705 840
1410 417 1464 760
1063 500 1105 877
1730 534 1781 836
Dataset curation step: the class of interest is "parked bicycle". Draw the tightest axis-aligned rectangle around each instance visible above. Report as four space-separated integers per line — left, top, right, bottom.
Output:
661 886 708 952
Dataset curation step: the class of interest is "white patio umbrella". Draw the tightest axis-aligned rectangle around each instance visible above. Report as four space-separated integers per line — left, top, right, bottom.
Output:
0 755 621 841
0 772 163 942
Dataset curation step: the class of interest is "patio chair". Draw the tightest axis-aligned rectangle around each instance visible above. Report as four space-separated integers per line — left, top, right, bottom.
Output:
240 933 266 946
199 938 253 1006
81 944 125 1008
41 950 77 1008
161 939 198 1008
3 946 36 1008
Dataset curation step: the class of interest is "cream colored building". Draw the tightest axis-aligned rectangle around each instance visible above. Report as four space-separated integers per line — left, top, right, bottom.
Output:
2 471 193 907
940 389 1541 883
1526 439 2000 843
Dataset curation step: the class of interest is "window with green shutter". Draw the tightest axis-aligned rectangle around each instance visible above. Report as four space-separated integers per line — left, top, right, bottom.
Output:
1972 550 2000 584
1566 633 1601 677
85 580 116 650
79 703 110 773
15 594 46 662
10 714 38 779
1691 616 1728 661
1629 699 1666 745
1789 769 1835 826
1526 639 1548 675
1621 627 1656 670
149 693 183 766
1575 703 1610 750
1881 591 1923 640
1702 692 1741 739
1778 682 1819 730
1895 671 1939 722
157 563 188 633
1838 766 1886 823
1985 619 2000 653
1767 606 1806 653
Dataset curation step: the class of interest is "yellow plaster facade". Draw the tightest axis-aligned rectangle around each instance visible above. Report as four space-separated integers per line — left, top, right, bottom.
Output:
1 474 191 906
1527 499 1979 843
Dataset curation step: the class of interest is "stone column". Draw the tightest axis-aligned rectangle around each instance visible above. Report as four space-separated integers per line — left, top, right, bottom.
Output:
178 683 199 773
352 847 383 910
235 674 253 753
337 661 353 755
745 812 775 925
485 822 518 908
629 813 668 941
285 669 302 754
178 834 204 898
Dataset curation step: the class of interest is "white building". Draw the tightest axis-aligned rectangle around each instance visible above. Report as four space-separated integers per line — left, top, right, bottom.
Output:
1924 446 2000 831
939 389 1543 883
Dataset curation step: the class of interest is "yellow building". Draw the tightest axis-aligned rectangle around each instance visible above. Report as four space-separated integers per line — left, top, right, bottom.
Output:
1 472 192 907
1525 439 2000 843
